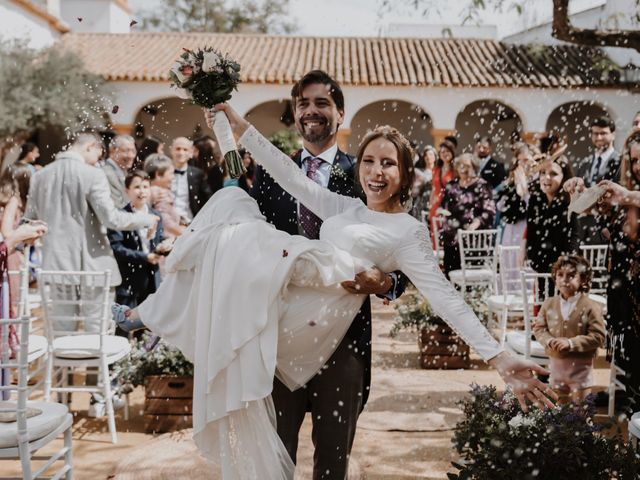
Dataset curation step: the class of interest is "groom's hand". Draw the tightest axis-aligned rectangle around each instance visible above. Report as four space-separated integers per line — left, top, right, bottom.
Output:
341 267 392 295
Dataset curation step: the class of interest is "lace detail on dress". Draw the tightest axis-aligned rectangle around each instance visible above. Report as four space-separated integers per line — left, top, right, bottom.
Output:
413 224 440 274
410 224 501 359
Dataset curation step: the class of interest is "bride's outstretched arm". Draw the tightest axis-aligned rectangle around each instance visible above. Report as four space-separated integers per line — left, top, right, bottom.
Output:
396 223 557 411
205 105 359 220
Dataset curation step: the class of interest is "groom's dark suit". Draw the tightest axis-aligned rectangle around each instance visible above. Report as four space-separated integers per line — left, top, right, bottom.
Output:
252 148 404 479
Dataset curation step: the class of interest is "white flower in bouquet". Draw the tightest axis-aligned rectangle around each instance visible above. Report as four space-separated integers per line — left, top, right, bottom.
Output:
202 51 222 74
174 87 190 100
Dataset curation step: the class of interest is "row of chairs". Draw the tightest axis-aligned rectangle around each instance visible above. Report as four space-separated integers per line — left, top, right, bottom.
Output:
1 266 128 479
427 221 623 417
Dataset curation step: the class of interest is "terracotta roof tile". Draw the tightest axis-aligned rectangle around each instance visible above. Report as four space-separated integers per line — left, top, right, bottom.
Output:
57 32 622 88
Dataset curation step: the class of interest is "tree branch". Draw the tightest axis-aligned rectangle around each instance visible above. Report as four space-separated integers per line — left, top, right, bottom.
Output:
552 0 640 53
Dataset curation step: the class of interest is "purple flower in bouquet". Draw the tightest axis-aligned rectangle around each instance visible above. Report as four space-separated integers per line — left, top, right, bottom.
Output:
169 47 245 178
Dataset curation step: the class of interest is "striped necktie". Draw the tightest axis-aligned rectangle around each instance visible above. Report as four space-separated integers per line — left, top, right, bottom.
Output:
299 157 323 239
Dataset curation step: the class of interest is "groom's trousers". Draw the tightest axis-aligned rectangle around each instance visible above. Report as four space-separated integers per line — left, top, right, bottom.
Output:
272 339 365 480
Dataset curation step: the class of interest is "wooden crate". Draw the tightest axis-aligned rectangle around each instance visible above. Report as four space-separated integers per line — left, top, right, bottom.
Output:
419 324 470 370
144 375 193 434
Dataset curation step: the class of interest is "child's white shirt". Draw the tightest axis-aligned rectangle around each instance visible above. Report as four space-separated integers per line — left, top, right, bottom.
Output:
559 292 582 322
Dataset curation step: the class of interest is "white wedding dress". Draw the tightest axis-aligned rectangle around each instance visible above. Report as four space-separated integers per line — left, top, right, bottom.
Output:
137 126 503 479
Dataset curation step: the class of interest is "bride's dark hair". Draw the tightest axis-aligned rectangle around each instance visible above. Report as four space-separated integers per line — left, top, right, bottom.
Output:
355 126 415 209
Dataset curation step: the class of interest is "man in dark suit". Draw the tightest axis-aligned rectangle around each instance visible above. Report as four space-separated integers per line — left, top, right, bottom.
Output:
574 116 621 186
574 116 621 244
252 70 405 479
170 137 212 221
475 135 506 191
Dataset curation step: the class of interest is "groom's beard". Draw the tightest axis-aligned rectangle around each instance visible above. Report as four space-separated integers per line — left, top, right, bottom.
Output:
298 116 334 144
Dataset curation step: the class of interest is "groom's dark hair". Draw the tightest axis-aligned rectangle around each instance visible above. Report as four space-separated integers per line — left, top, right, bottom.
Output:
291 70 344 111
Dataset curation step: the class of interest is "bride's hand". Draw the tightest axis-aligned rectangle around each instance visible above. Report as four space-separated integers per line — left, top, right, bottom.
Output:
203 104 250 140
488 351 557 412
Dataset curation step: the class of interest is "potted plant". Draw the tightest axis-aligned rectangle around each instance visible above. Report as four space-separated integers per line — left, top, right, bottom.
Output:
114 334 194 433
449 384 640 479
391 292 471 369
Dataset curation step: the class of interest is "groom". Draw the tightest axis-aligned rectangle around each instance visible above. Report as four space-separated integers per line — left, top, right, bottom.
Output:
252 70 406 479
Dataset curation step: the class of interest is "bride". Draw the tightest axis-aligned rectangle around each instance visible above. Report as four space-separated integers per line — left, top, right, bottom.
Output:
115 104 556 479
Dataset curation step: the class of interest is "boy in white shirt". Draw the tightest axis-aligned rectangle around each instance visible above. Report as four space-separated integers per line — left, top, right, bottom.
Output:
533 255 606 402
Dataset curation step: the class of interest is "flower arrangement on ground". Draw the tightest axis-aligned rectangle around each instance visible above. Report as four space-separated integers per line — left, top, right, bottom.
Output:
169 47 244 177
449 384 640 479
390 286 490 337
114 333 194 390
391 289 482 369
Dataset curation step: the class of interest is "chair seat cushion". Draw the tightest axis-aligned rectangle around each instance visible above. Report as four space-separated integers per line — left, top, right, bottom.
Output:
0 401 69 448
53 334 131 360
27 334 48 363
449 268 493 283
505 331 547 358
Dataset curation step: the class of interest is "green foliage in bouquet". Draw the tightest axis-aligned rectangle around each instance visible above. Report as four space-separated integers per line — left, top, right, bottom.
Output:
449 385 640 479
390 286 491 337
114 333 193 390
268 129 302 156
169 47 241 109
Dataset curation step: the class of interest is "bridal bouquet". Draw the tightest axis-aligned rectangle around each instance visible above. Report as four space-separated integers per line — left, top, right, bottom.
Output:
169 47 245 178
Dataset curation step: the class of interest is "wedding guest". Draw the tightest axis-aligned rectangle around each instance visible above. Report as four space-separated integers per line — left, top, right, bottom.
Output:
0 220 47 360
192 135 224 195
475 135 506 191
575 117 621 245
0 163 32 309
144 153 185 238
16 142 40 175
169 137 212 222
135 135 164 169
108 170 166 309
565 132 640 413
411 145 436 219
497 144 540 246
533 255 605 402
524 154 579 297
440 153 496 276
428 138 456 242
101 134 137 208
24 131 158 416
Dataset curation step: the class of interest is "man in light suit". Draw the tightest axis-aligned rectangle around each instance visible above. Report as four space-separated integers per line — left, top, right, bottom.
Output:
574 116 621 244
25 132 159 330
101 134 137 208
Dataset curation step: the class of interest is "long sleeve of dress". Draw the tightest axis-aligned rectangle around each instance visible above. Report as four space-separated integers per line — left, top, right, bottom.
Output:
395 222 503 361
240 126 359 220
